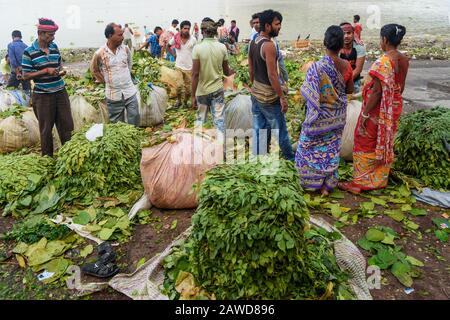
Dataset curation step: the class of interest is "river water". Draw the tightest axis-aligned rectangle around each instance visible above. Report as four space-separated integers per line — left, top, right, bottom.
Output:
1 0 450 48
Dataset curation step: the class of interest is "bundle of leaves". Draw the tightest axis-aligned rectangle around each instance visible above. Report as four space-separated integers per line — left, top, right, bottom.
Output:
0 104 29 119
65 70 106 108
394 107 450 189
358 226 424 287
132 50 173 97
163 223 353 300
2 215 70 244
0 154 55 216
179 157 351 299
54 123 144 203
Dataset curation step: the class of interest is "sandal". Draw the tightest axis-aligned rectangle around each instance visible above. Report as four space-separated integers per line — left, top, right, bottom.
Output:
82 261 120 278
97 242 113 256
99 250 116 264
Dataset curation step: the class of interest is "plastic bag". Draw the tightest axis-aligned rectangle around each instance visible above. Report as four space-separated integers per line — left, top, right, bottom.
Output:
0 116 34 153
160 66 183 99
69 95 104 131
0 89 30 112
341 100 362 161
85 124 104 142
139 85 168 127
140 130 220 209
225 95 253 135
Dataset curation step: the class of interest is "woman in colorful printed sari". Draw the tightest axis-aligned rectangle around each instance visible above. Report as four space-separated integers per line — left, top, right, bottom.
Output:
296 26 354 196
339 24 409 194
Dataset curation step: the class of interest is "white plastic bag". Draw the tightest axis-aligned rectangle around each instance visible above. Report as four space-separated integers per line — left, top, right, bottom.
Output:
341 100 362 161
85 123 104 142
69 95 104 131
139 85 168 127
225 94 253 135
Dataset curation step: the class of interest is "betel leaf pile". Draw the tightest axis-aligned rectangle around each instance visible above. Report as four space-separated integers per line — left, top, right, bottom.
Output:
54 123 144 203
0 154 55 216
394 107 450 190
167 157 352 300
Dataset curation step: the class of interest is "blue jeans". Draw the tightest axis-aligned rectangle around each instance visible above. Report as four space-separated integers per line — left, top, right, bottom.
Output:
251 96 295 161
195 89 225 134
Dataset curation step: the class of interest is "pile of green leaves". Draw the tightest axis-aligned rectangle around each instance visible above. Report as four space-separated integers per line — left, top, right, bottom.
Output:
0 154 55 216
132 50 168 97
168 157 353 299
54 123 145 203
394 107 450 190
358 226 424 287
284 60 306 90
228 52 251 89
2 215 70 244
70 206 133 243
65 70 106 108
163 224 354 300
0 104 29 119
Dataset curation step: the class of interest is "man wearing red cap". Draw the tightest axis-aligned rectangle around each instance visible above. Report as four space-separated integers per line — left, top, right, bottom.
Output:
22 18 73 157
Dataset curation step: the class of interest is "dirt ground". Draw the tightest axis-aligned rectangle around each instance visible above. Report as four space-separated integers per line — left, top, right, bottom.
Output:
1 190 448 300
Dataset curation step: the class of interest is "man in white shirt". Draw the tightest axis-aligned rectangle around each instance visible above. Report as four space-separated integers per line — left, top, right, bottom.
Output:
167 20 197 108
90 23 140 126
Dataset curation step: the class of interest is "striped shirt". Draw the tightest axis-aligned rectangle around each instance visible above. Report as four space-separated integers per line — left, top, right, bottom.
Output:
22 40 65 94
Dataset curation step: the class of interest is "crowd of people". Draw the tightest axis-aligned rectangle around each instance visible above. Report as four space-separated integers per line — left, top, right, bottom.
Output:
2 9 409 196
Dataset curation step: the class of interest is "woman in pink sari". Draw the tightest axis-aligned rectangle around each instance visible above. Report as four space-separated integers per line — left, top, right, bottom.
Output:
339 24 409 194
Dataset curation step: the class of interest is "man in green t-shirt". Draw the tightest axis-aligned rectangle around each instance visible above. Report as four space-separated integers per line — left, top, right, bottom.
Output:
191 18 234 134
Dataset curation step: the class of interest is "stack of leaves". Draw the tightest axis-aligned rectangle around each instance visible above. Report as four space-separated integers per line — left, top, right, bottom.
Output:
0 154 55 216
54 123 145 203
394 107 450 190
228 52 251 89
358 226 424 287
2 215 70 244
0 104 29 119
132 50 172 97
163 223 354 300
169 157 354 300
64 70 106 108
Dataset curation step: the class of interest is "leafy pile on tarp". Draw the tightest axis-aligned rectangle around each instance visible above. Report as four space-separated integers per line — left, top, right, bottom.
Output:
358 226 424 287
69 206 133 242
163 157 354 300
0 154 55 216
2 215 70 244
395 107 450 190
54 123 145 203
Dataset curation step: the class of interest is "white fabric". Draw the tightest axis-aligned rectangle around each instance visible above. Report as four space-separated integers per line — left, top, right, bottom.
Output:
95 45 137 101
169 36 197 71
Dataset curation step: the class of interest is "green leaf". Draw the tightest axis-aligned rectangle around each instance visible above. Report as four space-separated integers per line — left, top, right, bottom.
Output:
80 245 94 258
405 256 424 267
330 190 345 199
403 219 419 230
401 204 412 212
381 233 396 245
409 208 427 217
370 249 398 269
286 239 295 250
371 197 387 207
357 237 374 251
385 210 405 222
361 202 375 211
19 195 32 207
366 229 385 242
277 240 286 252
435 230 449 242
73 211 91 225
171 219 178 230
329 204 342 218
391 261 413 287
99 228 114 241
137 257 146 269
13 242 29 255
